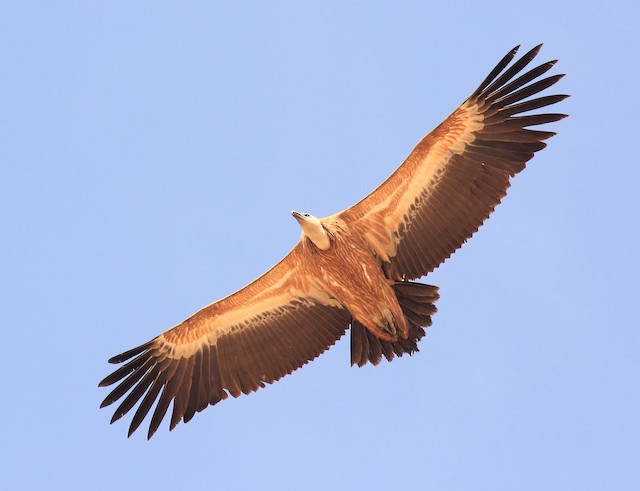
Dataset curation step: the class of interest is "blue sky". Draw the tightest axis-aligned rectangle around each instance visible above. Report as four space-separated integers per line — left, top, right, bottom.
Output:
2 2 638 490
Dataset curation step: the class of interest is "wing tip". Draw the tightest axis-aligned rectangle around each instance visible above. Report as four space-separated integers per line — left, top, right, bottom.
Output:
529 43 543 57
110 411 124 425
555 94 571 104
107 340 154 364
98 373 120 388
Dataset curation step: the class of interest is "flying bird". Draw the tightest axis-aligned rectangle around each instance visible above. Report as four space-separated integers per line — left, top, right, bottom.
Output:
100 44 568 439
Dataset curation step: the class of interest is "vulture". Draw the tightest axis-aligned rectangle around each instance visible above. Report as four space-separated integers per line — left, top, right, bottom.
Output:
100 44 568 439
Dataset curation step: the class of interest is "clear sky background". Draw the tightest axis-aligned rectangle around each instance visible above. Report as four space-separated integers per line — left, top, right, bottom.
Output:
2 2 638 490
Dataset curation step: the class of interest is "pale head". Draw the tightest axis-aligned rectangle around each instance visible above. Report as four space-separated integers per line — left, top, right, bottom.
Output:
291 210 331 250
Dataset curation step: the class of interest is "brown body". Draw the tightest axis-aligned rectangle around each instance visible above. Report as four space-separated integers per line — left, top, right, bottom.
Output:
301 217 408 342
100 44 568 439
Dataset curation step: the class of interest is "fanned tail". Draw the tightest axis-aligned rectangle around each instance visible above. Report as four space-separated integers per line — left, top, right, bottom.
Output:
350 281 440 367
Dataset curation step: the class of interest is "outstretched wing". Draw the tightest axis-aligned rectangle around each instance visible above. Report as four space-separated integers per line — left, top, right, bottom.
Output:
99 244 350 439
337 45 568 280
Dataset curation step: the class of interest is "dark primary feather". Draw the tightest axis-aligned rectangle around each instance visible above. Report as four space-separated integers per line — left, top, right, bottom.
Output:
384 44 568 281
469 45 520 100
99 303 350 439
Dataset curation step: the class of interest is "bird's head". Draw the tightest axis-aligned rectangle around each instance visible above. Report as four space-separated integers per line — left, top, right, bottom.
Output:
291 210 331 250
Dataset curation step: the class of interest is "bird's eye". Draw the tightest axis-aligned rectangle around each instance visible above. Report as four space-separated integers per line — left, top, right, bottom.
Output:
304 214 310 217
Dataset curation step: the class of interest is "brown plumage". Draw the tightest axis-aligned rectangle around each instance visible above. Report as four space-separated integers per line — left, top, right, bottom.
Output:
99 44 568 439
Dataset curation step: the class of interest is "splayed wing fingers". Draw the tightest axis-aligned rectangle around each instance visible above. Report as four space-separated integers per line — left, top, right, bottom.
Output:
338 45 568 280
99 245 350 439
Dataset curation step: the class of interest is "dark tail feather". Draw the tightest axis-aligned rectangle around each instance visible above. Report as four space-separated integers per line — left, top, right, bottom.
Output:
350 281 440 367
